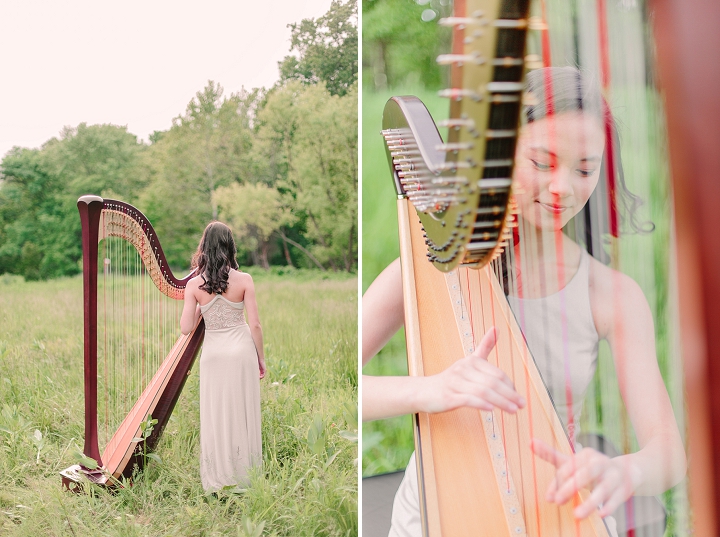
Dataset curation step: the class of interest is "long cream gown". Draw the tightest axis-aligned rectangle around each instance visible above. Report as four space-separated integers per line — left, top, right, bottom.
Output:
199 295 262 492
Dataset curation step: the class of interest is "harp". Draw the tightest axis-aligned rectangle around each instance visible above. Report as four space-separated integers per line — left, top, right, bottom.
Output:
652 0 720 535
379 0 687 535
61 195 205 487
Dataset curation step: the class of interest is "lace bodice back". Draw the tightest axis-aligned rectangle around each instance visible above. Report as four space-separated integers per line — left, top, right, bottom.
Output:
200 295 246 331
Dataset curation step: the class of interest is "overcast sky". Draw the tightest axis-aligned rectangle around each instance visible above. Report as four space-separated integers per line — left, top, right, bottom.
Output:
0 0 334 159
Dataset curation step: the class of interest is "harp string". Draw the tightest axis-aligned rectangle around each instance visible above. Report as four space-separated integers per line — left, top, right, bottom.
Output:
97 221 180 460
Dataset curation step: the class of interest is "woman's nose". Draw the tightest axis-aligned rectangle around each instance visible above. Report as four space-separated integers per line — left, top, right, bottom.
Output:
547 167 573 198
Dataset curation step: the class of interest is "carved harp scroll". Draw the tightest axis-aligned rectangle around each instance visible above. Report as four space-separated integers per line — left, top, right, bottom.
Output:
62 195 205 487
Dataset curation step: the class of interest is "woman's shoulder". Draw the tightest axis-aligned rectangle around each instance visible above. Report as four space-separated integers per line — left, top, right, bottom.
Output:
229 269 255 290
587 255 642 294
229 268 253 281
587 254 650 337
186 274 204 292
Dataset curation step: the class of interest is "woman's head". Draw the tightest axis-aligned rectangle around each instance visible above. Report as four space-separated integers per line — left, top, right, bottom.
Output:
513 67 651 256
191 221 238 295
513 109 605 231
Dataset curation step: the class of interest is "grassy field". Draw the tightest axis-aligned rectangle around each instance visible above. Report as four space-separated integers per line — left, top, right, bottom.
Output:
0 270 357 536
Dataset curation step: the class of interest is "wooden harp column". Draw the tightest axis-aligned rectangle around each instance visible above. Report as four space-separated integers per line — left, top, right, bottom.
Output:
61 195 205 487
652 0 720 534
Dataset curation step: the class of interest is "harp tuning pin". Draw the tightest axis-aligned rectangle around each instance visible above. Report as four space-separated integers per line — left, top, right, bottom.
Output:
522 92 540 106
528 17 548 31
524 54 544 70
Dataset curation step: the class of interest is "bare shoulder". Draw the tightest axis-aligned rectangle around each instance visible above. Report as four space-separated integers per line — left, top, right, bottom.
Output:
185 275 203 294
229 270 255 299
231 269 254 286
588 255 651 338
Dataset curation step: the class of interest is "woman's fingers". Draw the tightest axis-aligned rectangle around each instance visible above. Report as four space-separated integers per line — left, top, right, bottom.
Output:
532 442 633 520
553 464 603 504
598 486 628 518
429 326 527 414
451 365 525 412
553 451 599 492
472 327 498 360
449 378 519 412
574 481 611 519
531 439 572 501
531 438 569 467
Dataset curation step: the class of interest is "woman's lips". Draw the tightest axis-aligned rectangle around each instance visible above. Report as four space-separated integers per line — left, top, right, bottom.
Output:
536 201 570 214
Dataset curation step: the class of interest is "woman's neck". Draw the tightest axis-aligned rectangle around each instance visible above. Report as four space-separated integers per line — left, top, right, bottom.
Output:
510 220 584 299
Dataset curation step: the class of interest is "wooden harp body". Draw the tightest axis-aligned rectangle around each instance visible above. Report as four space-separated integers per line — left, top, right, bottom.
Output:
388 103 609 535
61 195 205 487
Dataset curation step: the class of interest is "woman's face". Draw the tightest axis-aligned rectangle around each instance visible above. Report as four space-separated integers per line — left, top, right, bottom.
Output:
512 111 606 231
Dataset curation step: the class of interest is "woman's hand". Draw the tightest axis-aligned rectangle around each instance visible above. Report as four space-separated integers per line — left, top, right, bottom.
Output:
531 438 642 519
258 359 267 379
419 328 526 414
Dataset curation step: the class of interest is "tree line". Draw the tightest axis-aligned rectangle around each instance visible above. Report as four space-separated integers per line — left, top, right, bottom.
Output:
0 0 357 280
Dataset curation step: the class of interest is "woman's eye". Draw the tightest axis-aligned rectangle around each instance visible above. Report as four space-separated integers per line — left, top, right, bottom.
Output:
577 169 597 178
530 159 552 171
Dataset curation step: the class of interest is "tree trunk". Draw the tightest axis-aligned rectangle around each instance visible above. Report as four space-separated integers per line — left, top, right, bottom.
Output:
346 217 355 272
308 211 337 271
277 230 326 271
280 231 294 267
260 241 270 270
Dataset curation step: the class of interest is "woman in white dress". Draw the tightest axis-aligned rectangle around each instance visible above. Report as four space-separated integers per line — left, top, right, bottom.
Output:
181 221 266 492
362 67 686 535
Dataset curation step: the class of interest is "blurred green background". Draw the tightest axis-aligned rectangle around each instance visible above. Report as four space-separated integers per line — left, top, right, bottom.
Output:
361 0 451 476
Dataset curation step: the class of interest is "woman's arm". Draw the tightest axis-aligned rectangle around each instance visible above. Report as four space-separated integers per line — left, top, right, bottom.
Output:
597 270 686 494
243 274 266 378
363 259 525 422
536 264 687 519
362 258 404 366
180 279 201 335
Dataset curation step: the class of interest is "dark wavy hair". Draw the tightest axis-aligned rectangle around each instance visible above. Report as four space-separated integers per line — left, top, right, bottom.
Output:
190 222 239 295
523 67 653 261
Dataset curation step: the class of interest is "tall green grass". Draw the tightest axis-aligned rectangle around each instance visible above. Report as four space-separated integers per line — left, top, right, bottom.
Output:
0 271 357 536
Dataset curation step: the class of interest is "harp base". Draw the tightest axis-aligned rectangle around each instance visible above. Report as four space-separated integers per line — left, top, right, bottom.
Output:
60 464 114 492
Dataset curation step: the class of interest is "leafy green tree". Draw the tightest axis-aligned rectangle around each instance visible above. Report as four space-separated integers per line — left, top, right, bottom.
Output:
0 124 143 279
138 82 256 268
259 81 357 271
362 0 450 90
0 0 359 277
279 0 358 96
215 183 293 269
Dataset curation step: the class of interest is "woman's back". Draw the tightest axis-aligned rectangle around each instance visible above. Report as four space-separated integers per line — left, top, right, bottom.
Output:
193 269 251 306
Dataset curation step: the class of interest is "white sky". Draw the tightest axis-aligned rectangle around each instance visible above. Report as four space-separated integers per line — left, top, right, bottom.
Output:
0 0 334 159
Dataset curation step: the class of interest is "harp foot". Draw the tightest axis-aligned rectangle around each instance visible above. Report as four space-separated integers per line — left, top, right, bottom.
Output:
60 464 111 492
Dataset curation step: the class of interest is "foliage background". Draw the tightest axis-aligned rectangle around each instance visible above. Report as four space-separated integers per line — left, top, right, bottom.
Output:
361 0 450 477
0 0 358 278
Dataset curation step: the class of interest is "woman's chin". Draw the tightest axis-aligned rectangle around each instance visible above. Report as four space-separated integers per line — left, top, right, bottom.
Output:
519 212 568 233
